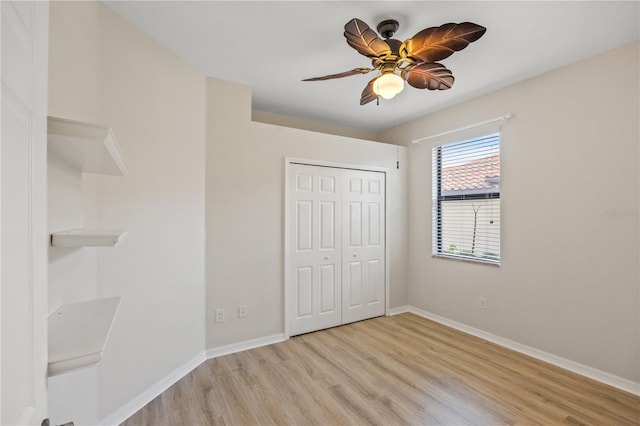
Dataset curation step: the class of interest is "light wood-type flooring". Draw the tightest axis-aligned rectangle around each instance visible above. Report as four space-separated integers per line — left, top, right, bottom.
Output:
122 313 640 425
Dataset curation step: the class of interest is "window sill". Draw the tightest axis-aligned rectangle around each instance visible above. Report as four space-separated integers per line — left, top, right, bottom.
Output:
432 253 500 267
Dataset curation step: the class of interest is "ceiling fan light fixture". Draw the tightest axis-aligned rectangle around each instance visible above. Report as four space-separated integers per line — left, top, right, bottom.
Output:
303 18 486 105
373 73 404 100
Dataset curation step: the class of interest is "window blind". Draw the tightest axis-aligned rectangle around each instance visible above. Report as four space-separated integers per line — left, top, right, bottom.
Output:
432 133 501 264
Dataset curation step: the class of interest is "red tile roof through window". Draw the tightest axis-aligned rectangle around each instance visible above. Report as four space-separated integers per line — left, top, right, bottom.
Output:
442 154 500 191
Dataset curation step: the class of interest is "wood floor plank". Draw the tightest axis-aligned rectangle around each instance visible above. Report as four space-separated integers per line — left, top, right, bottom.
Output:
397 315 639 425
391 316 632 425
121 314 640 426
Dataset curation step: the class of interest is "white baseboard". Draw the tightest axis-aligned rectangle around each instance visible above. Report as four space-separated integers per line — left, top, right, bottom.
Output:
100 310 639 425
388 305 409 316
407 306 640 396
100 351 207 426
99 334 286 425
206 333 287 359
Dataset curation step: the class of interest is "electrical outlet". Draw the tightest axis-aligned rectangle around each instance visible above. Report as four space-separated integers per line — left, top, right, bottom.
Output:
215 308 225 323
238 305 248 319
479 297 487 310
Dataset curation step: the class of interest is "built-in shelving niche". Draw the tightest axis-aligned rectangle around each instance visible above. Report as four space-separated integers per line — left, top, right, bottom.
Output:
47 116 127 376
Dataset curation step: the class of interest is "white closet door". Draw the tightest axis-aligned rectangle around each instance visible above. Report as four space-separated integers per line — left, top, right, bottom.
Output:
1 1 49 425
287 163 386 336
287 164 343 336
341 170 386 324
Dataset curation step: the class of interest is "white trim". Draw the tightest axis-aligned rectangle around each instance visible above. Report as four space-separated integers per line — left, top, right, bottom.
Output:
388 305 409 316
384 164 391 318
286 157 390 174
283 157 290 338
99 351 206 426
411 113 514 145
283 157 392 338
408 306 640 396
206 334 287 359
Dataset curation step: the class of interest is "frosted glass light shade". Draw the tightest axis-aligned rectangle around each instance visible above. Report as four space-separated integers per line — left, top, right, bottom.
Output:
373 73 404 99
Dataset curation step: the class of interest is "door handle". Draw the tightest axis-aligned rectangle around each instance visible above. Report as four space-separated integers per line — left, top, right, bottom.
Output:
353 254 357 258
324 256 330 260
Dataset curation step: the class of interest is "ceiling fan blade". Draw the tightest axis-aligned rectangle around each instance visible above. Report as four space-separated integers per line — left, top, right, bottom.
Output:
360 77 379 105
400 22 486 63
302 67 372 81
344 18 391 58
405 63 454 90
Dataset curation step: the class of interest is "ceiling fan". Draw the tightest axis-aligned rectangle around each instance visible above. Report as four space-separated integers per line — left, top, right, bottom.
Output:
303 18 486 105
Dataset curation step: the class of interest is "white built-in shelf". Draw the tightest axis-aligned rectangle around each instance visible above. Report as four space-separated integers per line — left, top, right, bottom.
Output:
51 229 128 248
47 116 128 176
48 297 121 377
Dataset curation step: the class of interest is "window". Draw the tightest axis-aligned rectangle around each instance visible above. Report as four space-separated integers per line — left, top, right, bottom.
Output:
432 133 500 264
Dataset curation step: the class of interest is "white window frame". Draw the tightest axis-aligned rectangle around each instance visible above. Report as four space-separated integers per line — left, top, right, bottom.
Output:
430 127 502 266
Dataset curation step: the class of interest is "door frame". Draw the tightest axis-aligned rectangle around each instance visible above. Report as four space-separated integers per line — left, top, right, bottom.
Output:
283 157 391 339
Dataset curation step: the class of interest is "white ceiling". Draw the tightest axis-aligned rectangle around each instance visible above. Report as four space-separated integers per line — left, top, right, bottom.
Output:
104 1 639 132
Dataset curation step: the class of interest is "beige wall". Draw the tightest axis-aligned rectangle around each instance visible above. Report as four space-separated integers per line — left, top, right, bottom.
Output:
206 77 409 348
380 42 640 383
252 109 382 142
48 2 206 423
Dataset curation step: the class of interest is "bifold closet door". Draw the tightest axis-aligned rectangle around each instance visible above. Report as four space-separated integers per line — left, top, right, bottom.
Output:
341 169 386 325
287 163 385 336
287 164 343 336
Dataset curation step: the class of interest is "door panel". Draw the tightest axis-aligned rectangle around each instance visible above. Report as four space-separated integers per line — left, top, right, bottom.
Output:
319 202 335 249
1 1 49 424
296 201 312 251
367 259 381 303
349 177 362 194
319 264 336 313
296 173 312 191
288 163 385 336
342 170 385 325
1 86 35 426
287 164 342 336
347 261 362 307
319 175 335 193
295 267 313 318
368 202 381 246
348 202 362 247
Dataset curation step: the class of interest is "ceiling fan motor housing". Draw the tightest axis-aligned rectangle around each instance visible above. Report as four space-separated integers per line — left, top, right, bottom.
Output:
377 19 399 39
